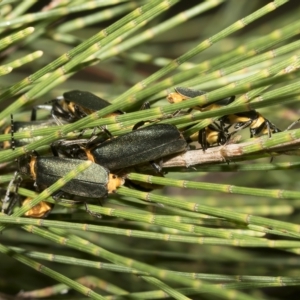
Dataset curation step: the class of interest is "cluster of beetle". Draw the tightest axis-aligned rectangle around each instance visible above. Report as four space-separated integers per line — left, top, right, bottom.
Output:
1 87 282 218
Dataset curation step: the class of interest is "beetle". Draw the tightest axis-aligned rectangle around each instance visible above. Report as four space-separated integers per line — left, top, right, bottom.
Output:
49 90 123 124
54 124 188 172
2 156 124 216
219 110 281 138
3 90 123 150
187 122 231 151
2 119 57 150
85 124 188 171
19 156 124 198
1 113 57 215
2 107 58 151
168 86 281 139
167 87 234 150
167 86 235 112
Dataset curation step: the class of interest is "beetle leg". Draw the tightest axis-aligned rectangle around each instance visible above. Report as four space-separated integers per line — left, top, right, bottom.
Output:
139 101 151 110
9 114 16 151
149 161 164 175
84 202 102 218
52 190 65 201
133 121 145 130
2 171 22 214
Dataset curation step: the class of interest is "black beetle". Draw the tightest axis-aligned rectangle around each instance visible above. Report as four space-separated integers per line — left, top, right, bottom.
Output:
2 156 124 216
19 156 124 198
187 122 231 151
49 90 123 124
167 87 234 150
219 110 281 138
57 123 188 171
2 119 57 150
167 86 236 112
168 87 281 139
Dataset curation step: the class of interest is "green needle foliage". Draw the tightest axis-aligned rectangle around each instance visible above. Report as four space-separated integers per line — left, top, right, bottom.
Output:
0 1 300 299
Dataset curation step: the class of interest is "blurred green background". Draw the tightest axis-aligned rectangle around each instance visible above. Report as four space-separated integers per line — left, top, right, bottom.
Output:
1 1 300 299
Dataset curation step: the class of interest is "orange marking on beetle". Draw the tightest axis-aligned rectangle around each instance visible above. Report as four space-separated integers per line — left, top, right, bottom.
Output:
107 174 124 193
23 199 52 218
85 149 95 163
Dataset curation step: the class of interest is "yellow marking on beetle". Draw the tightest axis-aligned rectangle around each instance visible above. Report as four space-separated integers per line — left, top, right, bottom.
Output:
226 114 251 124
199 103 221 112
66 101 76 114
249 115 265 129
206 129 220 145
167 92 188 104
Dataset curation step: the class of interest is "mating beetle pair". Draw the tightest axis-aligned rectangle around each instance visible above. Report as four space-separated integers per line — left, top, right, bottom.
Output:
168 86 281 150
2 124 188 216
2 90 123 150
168 87 235 151
49 90 123 124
